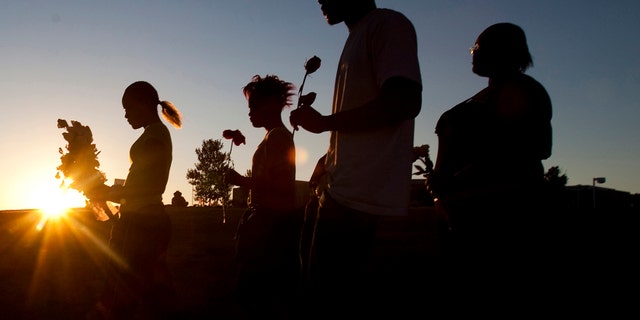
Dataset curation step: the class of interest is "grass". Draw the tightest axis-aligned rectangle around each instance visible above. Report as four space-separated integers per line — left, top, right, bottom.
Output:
0 206 445 319
3 204 635 318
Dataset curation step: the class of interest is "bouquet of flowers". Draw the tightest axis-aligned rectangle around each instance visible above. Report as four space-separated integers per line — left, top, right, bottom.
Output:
412 144 433 178
56 119 116 221
413 144 438 201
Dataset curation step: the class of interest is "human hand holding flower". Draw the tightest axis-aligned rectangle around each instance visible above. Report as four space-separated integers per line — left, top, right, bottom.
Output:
413 144 439 199
292 55 321 133
224 168 244 186
412 144 433 178
290 106 328 134
297 92 317 108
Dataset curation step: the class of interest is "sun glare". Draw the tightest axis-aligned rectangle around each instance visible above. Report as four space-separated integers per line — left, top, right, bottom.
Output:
31 178 87 220
295 147 309 166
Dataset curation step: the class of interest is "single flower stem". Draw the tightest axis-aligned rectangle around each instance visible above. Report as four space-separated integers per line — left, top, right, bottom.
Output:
222 143 234 224
293 71 311 139
297 72 309 108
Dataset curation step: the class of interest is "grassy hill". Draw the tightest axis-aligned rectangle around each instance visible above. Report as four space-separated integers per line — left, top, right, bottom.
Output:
0 206 445 319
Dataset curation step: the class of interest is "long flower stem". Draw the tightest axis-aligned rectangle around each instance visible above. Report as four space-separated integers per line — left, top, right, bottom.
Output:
293 72 310 140
222 143 234 224
297 73 309 108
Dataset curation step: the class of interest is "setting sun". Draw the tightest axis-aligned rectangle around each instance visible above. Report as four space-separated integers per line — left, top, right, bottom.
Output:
295 147 309 166
31 178 87 220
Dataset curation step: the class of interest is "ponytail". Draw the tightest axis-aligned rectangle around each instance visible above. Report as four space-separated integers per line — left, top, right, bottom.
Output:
159 100 182 128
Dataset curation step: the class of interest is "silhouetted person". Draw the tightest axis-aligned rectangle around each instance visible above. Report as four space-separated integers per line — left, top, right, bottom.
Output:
225 74 299 319
171 190 188 207
289 1 422 318
429 22 553 306
90 81 182 319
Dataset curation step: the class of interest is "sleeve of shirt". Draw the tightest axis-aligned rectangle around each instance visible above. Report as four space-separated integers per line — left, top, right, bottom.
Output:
370 11 422 87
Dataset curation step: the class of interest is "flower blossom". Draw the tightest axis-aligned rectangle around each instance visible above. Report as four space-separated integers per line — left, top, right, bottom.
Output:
412 144 431 162
412 144 433 178
222 129 246 146
296 55 321 109
304 55 321 75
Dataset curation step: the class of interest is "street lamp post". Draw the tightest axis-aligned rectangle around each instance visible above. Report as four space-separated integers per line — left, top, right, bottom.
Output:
592 177 606 209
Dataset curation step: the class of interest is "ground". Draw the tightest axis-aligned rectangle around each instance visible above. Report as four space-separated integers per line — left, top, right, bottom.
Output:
0 206 445 319
0 205 636 319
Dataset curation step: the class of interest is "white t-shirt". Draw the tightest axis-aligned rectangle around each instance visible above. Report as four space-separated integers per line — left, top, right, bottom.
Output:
324 8 422 216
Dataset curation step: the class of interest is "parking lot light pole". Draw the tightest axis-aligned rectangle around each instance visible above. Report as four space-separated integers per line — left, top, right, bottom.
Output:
592 177 606 209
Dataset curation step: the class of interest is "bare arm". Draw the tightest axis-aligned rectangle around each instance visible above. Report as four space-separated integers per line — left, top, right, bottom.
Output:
290 76 422 133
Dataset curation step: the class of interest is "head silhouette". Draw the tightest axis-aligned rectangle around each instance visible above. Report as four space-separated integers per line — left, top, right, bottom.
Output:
242 74 295 129
471 22 533 77
318 0 376 26
122 81 182 129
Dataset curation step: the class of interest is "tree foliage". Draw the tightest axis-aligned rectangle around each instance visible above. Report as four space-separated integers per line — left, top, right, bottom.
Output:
544 165 568 191
186 139 231 206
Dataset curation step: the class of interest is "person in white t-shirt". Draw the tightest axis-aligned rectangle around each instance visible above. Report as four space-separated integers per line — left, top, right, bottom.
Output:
289 0 422 317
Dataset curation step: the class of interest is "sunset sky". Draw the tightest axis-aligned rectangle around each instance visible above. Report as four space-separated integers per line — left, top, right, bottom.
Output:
1 1 638 211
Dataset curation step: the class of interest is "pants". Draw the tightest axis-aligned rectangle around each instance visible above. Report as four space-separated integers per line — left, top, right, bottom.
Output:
304 193 381 319
98 205 176 319
234 206 303 319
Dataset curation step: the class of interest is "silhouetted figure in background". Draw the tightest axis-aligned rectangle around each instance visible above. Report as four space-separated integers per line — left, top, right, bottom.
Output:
171 190 188 207
225 74 299 319
429 22 553 307
90 81 182 319
289 0 422 318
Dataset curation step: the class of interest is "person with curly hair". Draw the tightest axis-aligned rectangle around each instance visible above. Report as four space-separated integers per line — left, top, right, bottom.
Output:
225 74 300 319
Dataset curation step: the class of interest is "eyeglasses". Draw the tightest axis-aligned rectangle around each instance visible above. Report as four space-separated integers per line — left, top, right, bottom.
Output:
469 44 479 55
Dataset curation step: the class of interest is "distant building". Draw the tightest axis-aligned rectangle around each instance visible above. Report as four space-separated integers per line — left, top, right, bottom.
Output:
562 185 636 210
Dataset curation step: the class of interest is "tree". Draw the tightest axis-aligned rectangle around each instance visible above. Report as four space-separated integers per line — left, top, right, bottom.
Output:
544 165 568 210
544 165 568 191
186 139 232 207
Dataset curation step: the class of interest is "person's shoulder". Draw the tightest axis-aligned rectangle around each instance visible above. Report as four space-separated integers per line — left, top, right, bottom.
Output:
266 127 293 141
147 121 170 133
515 74 550 99
436 97 476 129
364 8 415 27
375 8 410 20
499 74 546 94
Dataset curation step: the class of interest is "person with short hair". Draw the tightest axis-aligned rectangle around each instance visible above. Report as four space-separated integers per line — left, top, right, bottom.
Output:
430 22 553 304
289 1 422 317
